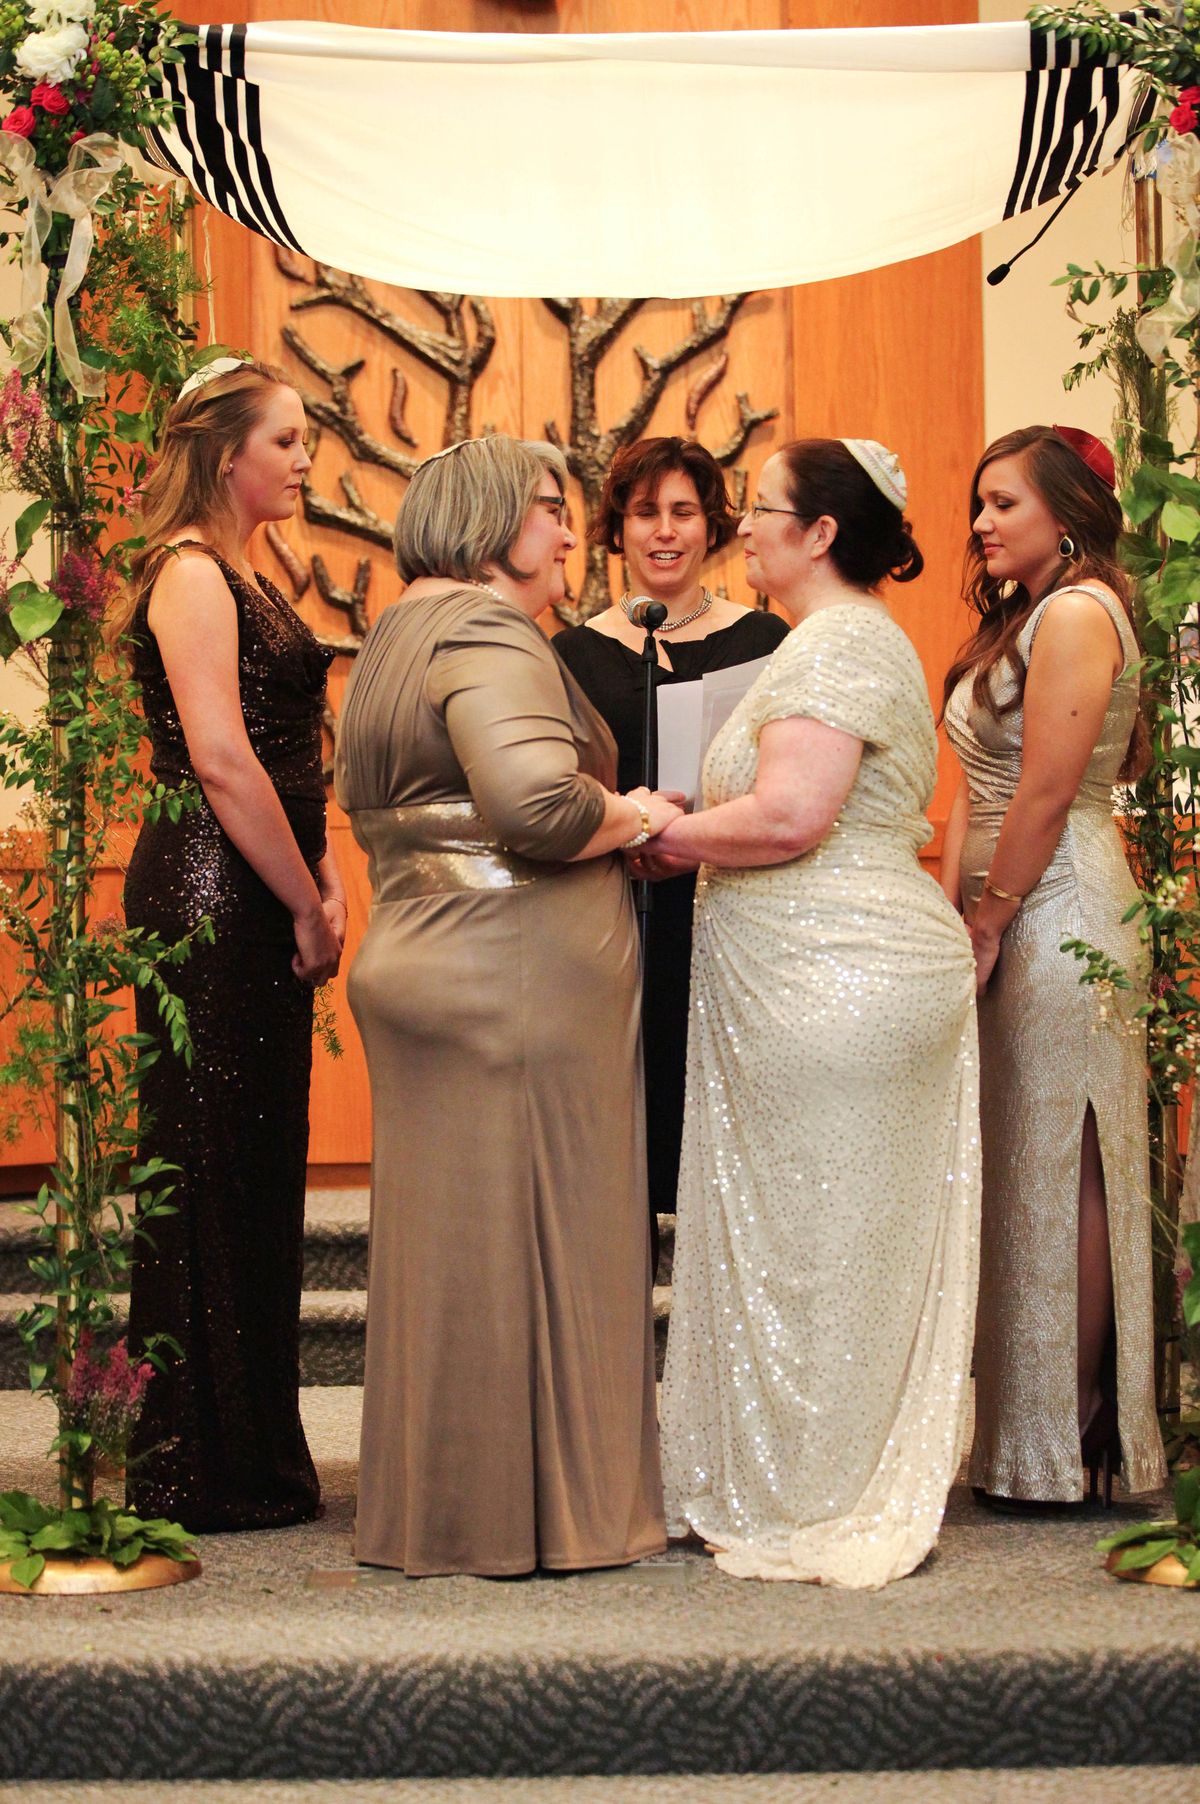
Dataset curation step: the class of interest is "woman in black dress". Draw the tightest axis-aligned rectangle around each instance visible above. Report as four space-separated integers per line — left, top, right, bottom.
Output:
554 439 788 1269
119 357 344 1532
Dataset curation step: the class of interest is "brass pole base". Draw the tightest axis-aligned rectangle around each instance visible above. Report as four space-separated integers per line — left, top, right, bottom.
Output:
0 1553 202 1596
1105 1549 1198 1590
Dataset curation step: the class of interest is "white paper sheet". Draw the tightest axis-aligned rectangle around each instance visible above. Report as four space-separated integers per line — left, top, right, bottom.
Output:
654 655 774 812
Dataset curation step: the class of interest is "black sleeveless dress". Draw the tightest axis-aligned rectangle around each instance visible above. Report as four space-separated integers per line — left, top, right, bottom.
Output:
124 542 333 1532
553 611 789 1249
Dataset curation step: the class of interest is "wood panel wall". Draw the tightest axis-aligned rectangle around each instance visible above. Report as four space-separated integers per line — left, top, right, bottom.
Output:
0 1 982 1178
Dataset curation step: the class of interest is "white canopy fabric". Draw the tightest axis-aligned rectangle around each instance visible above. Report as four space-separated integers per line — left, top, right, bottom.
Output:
147 20 1140 299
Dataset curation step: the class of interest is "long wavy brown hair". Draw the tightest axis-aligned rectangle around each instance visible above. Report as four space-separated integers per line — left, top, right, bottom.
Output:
941 424 1145 778
109 358 290 640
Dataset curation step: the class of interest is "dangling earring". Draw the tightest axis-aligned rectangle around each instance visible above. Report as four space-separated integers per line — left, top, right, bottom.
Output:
1058 531 1077 559
999 578 1018 601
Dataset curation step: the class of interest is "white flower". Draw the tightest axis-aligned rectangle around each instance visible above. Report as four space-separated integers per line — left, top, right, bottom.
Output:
25 1 94 26
14 23 89 85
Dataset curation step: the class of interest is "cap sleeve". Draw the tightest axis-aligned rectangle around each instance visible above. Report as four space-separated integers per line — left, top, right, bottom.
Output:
749 607 892 747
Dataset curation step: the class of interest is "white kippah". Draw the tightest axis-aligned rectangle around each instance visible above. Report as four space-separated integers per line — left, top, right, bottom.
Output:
840 438 908 511
178 356 249 401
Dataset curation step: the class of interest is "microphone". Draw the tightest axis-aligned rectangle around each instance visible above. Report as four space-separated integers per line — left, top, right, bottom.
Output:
627 597 669 630
986 183 1083 286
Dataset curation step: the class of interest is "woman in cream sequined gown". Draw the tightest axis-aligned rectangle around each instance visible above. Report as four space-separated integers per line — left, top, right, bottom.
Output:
649 441 980 1589
942 425 1164 1503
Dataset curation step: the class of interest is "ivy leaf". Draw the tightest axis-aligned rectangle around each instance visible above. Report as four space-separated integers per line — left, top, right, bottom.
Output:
110 1536 144 1567
0 1491 53 1535
1114 1537 1180 1571
1186 1545 1200 1587
8 1551 45 1589
1175 1467 1200 1530
13 498 51 561
1160 499 1200 543
1096 1518 1177 1553
7 583 64 645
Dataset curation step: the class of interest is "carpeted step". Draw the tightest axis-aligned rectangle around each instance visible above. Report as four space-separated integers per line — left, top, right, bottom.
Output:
0 1384 1196 1784
0 1770 1194 1802
0 1284 674 1390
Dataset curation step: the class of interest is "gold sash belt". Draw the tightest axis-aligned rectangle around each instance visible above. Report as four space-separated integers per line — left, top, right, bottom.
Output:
358 801 564 899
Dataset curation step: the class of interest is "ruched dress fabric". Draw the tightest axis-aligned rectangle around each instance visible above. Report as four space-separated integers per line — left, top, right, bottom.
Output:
124 543 331 1532
334 586 666 1577
660 604 981 1589
945 583 1165 1501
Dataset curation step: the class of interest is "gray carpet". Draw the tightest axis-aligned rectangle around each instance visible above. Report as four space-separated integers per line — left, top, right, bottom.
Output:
0 1390 1197 1784
0 1771 1194 1801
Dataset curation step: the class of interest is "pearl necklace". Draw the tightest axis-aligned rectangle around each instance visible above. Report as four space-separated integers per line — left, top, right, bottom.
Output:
468 581 508 606
620 587 713 632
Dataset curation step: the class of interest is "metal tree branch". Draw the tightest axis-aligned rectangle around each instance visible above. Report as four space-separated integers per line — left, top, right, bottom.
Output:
289 264 496 445
300 467 393 550
283 326 419 480
711 392 780 468
542 294 774 621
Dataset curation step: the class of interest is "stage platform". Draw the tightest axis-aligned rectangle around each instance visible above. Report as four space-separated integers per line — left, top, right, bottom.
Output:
0 1388 1197 1790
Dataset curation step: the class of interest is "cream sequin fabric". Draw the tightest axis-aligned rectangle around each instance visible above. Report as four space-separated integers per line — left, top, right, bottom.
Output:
661 604 981 1589
945 584 1165 1501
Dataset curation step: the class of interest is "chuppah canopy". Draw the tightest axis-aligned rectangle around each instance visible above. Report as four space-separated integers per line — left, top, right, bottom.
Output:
146 19 1142 300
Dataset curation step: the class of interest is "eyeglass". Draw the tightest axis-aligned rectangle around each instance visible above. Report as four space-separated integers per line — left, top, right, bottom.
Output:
747 502 804 520
536 493 568 522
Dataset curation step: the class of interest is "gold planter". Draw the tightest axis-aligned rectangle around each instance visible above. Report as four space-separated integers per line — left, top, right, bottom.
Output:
0 1553 201 1596
1105 1549 1198 1589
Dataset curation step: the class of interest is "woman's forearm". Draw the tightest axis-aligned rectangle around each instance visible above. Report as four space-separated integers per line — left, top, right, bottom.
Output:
196 749 326 925
972 780 1072 943
316 846 346 907
653 792 822 869
568 791 646 861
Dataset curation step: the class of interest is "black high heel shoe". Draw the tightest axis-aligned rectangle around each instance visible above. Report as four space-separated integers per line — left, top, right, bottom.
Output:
1080 1397 1121 1508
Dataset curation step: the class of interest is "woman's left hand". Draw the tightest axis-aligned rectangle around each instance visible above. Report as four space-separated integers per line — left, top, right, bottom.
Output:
969 921 1001 996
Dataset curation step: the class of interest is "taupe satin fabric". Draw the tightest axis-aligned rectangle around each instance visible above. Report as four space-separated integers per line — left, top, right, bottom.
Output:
335 586 666 1575
946 584 1165 1501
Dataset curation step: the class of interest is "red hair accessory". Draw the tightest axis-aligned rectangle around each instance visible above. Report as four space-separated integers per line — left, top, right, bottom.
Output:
1051 424 1116 491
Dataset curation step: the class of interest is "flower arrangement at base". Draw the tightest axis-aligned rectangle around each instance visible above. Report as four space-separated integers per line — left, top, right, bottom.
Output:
1098 1465 1200 1590
0 1332 196 1590
0 3 218 1593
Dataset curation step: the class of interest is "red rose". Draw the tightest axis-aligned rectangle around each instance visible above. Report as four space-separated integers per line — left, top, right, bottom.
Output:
68 130 86 146
1170 102 1199 133
2 108 37 139
1179 86 1200 105
31 83 70 118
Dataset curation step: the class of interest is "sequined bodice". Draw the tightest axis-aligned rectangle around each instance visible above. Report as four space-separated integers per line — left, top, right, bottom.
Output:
132 542 332 801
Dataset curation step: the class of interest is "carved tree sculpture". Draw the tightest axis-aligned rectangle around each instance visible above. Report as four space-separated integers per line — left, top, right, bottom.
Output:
541 296 777 622
265 252 779 763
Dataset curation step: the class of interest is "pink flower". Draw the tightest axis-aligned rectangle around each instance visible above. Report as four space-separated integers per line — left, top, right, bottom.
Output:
50 547 119 622
30 82 69 116
2 108 37 139
1170 102 1198 134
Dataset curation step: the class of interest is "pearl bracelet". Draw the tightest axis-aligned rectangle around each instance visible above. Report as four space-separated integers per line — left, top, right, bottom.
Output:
622 801 652 850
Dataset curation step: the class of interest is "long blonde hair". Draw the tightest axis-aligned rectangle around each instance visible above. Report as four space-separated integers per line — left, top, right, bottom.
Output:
111 358 290 639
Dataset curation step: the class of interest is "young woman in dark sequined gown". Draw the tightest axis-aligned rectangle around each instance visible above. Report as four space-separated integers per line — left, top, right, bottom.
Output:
119 359 345 1532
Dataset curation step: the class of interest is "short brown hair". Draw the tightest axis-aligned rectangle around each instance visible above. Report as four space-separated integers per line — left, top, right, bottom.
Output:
589 437 737 556
394 436 568 585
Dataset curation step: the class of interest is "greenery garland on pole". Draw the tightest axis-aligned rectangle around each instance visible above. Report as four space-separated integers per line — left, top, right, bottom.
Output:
1028 1 1200 1578
0 1 216 1592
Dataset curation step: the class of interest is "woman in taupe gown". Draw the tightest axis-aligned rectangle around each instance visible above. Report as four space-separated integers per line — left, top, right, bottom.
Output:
941 424 1165 1507
334 436 676 1576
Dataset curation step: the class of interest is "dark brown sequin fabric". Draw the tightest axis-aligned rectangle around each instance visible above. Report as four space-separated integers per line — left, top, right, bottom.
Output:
124 542 333 1533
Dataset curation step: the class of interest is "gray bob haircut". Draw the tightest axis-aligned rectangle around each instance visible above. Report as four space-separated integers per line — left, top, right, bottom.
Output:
393 435 570 585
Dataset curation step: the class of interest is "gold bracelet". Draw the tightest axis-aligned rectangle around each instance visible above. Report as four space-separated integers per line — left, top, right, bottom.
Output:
983 876 1025 904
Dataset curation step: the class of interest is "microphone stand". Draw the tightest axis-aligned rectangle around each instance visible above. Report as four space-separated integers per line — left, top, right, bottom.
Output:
635 601 668 948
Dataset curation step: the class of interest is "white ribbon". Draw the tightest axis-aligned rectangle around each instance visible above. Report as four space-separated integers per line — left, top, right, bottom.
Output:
0 130 146 398
1135 129 1200 365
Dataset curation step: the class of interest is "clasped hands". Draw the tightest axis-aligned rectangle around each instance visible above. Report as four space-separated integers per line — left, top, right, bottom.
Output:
622 786 697 880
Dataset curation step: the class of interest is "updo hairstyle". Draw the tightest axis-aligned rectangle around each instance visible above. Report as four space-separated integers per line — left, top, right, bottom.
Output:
777 438 924 587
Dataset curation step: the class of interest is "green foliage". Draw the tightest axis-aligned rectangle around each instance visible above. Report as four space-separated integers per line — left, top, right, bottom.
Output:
0 1489 196 1590
0 5 218 1544
1031 4 1200 110
1096 1464 1200 1584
